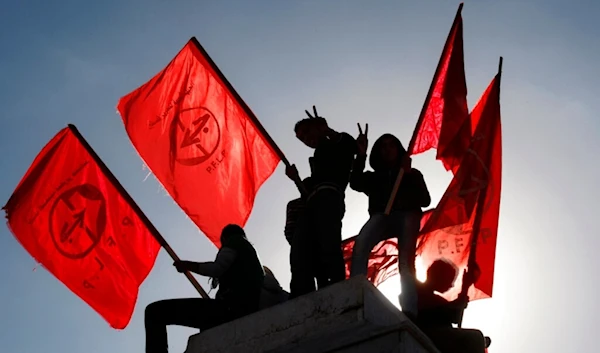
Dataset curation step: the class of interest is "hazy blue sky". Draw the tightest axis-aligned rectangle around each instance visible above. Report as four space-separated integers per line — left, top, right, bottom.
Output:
1 1 599 352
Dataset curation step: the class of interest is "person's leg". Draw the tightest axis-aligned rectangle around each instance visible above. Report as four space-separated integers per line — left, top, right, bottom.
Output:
289 212 317 299
312 189 345 287
394 211 421 318
350 214 389 277
145 298 222 353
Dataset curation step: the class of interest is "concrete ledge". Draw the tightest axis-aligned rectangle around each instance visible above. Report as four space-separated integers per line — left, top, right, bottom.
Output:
184 277 440 353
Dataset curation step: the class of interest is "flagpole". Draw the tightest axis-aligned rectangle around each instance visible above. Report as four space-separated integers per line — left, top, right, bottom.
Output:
457 56 503 328
190 38 307 196
384 3 464 216
67 124 210 299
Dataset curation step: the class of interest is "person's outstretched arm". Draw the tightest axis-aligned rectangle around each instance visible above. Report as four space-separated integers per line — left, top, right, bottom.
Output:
174 248 237 278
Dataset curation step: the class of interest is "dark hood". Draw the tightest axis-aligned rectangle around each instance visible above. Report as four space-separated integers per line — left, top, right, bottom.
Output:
369 133 407 171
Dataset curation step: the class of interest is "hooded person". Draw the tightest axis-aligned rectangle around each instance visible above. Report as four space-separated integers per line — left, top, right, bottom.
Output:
144 224 264 353
349 129 431 318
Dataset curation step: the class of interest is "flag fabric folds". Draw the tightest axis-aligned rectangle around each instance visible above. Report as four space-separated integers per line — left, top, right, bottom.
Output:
3 126 161 329
343 73 502 302
117 38 281 247
409 9 470 174
418 74 502 301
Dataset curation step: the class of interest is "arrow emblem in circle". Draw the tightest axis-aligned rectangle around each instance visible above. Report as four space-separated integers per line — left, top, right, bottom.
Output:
49 184 107 259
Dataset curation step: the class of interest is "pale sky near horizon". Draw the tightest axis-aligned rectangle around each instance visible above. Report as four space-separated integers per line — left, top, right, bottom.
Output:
1 1 599 352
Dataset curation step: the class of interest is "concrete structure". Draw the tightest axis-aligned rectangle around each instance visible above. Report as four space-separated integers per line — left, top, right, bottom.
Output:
184 276 441 353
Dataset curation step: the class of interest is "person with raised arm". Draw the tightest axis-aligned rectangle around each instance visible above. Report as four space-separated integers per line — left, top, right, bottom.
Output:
285 106 358 298
349 124 430 318
144 224 264 353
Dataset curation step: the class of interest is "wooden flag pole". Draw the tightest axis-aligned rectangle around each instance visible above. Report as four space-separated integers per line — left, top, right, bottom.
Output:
457 56 502 328
190 38 307 197
384 2 464 216
68 124 210 299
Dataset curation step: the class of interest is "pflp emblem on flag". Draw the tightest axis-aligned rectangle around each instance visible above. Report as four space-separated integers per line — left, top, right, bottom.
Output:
49 183 107 259
117 37 281 247
170 106 222 167
3 126 161 328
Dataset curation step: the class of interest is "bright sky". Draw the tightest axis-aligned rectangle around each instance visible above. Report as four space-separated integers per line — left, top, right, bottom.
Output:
1 1 599 352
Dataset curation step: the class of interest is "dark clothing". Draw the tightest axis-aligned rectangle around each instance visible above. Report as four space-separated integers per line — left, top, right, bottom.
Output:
145 238 263 353
349 134 429 316
425 328 487 353
311 132 358 191
145 298 227 353
415 284 486 353
310 188 346 286
216 237 264 312
289 131 356 298
289 189 346 298
260 270 289 309
284 198 305 245
415 283 462 330
350 134 430 214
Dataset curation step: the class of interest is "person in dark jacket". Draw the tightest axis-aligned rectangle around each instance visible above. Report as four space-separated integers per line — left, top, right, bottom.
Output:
349 127 430 317
144 224 264 353
284 158 316 246
285 106 358 298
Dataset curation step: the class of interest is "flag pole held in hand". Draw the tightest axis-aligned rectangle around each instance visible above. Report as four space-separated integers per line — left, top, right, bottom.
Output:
384 3 464 215
68 125 209 299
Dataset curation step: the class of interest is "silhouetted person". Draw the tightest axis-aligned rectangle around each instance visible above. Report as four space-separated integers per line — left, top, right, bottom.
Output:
286 106 358 298
284 158 316 246
259 266 289 309
349 128 430 317
144 224 264 353
416 259 487 353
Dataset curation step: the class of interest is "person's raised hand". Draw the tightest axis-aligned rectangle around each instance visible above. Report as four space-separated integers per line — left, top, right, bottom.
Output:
173 260 188 273
356 123 369 156
285 164 300 181
305 105 321 119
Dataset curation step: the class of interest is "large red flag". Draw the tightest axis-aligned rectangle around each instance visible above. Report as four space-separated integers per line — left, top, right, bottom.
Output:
343 72 502 301
418 72 502 301
409 5 470 173
117 38 280 247
3 126 161 329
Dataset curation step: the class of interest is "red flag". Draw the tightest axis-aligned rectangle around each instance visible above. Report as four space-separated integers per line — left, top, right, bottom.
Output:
3 126 161 329
117 38 280 247
417 72 502 301
342 210 433 284
409 6 470 173
343 72 502 301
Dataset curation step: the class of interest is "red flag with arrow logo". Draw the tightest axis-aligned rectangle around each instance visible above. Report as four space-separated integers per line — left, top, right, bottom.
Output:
117 37 280 247
3 126 160 329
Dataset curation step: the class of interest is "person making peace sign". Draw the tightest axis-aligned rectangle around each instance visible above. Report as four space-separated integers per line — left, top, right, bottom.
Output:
285 106 358 298
349 125 431 318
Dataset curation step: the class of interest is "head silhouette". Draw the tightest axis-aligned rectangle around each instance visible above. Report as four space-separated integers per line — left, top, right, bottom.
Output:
220 224 246 247
369 134 407 170
426 259 459 294
294 117 328 149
